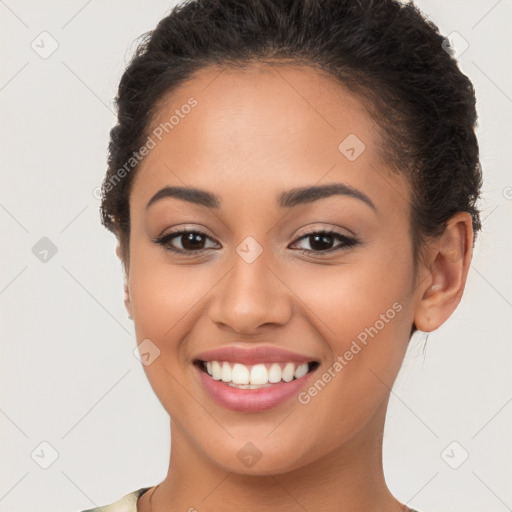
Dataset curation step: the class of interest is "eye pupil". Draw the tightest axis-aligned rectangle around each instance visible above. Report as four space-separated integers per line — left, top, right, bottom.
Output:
182 232 205 250
310 233 334 251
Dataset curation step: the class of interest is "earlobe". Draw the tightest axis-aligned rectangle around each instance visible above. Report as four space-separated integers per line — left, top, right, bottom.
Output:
116 243 133 319
124 280 133 320
414 213 474 332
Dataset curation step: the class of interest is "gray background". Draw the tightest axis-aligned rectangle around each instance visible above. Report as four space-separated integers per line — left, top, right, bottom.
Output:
1 1 511 511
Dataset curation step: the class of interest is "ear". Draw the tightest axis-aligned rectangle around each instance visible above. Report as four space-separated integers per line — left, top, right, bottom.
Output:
116 243 133 320
414 212 474 332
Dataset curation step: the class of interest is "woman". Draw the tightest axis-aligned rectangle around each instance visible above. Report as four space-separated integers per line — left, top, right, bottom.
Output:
85 0 482 510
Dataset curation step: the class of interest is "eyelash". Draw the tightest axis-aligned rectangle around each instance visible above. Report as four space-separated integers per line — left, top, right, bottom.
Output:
152 228 358 257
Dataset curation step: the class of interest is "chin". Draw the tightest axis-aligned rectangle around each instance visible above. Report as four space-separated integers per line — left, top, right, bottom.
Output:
199 432 320 476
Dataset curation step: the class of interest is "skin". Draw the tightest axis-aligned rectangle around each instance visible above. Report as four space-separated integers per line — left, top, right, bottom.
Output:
115 63 474 512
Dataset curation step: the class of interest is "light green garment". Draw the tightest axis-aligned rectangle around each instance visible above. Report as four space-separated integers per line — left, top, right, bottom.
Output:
80 488 151 512
79 487 421 511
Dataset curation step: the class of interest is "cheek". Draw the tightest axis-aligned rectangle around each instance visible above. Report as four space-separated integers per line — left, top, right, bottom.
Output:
128 248 214 342
290 247 413 348
292 257 413 436
127 250 213 410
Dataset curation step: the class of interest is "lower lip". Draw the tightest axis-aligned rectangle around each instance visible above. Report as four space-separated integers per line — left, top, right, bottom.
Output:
195 363 318 412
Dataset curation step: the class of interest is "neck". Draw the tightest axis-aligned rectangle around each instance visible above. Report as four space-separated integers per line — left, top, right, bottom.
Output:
142 399 405 512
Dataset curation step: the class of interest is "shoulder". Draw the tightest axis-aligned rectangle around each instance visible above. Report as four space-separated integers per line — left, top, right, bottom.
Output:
78 487 152 512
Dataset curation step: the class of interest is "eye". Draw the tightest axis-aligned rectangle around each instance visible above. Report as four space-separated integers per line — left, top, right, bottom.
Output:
289 229 358 256
153 227 358 256
153 229 220 254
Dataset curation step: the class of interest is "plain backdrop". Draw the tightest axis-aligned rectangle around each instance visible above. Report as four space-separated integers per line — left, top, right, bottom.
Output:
1 1 511 511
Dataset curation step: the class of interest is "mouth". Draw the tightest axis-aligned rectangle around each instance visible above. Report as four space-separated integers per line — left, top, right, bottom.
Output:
194 359 320 388
193 359 320 412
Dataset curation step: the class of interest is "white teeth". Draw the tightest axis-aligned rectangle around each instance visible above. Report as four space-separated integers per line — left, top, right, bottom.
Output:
202 360 312 385
211 361 222 380
232 363 250 384
250 364 268 385
282 362 295 382
227 382 274 389
221 361 232 382
268 363 282 383
294 363 309 379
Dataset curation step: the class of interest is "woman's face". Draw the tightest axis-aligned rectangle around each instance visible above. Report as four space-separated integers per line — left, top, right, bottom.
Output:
125 63 423 474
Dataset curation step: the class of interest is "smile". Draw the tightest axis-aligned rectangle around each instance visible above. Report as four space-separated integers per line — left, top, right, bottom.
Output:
198 360 318 388
193 358 320 412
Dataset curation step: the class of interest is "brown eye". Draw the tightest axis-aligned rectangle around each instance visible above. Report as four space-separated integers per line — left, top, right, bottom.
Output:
154 229 220 254
179 232 207 251
291 230 358 256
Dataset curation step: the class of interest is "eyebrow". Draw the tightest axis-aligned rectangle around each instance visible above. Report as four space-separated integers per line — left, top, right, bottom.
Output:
146 186 221 210
146 183 376 212
278 183 376 211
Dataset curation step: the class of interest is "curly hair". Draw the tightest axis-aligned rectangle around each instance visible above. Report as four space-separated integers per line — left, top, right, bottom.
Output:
100 0 482 266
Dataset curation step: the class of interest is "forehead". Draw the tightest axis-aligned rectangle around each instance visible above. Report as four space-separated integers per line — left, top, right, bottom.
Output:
130 63 409 217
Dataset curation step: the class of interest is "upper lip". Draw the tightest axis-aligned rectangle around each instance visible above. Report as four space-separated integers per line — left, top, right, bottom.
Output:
194 345 318 365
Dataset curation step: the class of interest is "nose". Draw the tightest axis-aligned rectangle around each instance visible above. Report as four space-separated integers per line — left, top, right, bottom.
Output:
208 248 293 335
